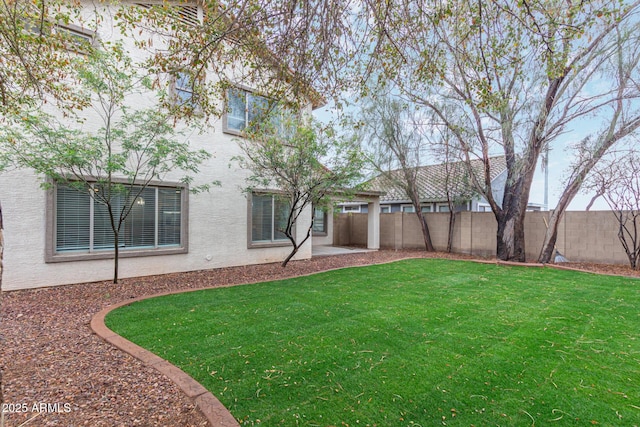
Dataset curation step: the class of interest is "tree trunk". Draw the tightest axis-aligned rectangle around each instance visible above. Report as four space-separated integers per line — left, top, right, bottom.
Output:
496 209 526 261
538 165 589 263
407 187 435 252
495 158 537 262
113 231 119 284
538 210 561 263
447 210 455 253
415 209 435 251
281 218 313 267
282 245 298 267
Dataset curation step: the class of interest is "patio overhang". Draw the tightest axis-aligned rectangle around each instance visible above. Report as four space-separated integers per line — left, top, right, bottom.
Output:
328 189 385 250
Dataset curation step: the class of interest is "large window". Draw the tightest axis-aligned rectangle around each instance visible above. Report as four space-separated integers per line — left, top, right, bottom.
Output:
250 193 290 245
225 87 277 134
48 182 187 260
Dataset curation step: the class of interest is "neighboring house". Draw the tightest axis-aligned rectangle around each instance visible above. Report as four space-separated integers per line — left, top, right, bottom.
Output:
0 1 379 290
339 157 510 213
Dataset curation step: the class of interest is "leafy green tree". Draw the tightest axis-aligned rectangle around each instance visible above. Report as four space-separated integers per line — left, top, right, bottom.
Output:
0 0 100 406
114 0 357 122
0 45 211 283
234 114 364 266
0 0 95 114
359 0 640 261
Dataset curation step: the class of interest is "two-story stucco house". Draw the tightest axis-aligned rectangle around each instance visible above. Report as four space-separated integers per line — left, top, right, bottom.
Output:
0 1 381 291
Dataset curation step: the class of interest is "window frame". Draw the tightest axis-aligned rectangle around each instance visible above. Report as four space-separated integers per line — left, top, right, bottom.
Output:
55 23 97 53
341 204 362 213
437 204 451 213
312 206 328 236
223 86 278 136
45 179 189 263
380 205 391 213
247 191 292 248
173 72 195 105
401 204 415 213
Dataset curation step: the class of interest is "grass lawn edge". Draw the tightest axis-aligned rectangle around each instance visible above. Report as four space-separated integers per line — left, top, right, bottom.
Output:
91 255 637 426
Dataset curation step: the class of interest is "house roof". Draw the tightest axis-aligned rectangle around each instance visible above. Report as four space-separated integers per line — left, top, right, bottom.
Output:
367 156 507 203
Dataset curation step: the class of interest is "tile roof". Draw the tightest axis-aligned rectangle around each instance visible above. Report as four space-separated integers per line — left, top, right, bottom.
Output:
367 156 507 203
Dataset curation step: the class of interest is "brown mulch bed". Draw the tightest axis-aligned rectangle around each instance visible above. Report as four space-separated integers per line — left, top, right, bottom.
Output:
1 250 637 427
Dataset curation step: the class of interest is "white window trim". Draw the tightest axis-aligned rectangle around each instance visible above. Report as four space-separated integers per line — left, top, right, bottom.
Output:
401 204 415 213
380 205 391 213
341 204 362 213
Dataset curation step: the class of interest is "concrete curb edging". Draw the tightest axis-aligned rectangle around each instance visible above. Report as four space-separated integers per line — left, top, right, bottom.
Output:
91 297 241 427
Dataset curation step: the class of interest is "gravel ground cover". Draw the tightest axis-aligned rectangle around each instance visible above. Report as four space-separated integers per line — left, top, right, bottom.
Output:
1 249 637 427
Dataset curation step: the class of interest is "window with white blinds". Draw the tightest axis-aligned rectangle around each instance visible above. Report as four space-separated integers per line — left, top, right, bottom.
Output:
55 184 182 253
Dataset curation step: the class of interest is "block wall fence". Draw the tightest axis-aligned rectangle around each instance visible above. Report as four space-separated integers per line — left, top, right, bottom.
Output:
333 211 630 265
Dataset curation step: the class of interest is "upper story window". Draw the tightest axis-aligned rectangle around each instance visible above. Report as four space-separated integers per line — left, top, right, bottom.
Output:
173 72 195 105
23 18 96 53
57 24 96 49
224 87 278 135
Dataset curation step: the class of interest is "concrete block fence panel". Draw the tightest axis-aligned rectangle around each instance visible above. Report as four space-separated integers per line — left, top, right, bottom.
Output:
335 210 638 266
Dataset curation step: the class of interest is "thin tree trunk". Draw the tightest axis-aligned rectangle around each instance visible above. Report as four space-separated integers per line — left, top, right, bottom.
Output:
282 217 313 267
282 246 298 267
113 231 119 284
409 182 434 251
415 209 435 251
447 211 455 253
538 166 590 263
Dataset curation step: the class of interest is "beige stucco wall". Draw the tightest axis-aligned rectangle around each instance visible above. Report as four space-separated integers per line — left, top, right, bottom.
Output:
335 211 635 265
0 3 313 291
1 130 313 291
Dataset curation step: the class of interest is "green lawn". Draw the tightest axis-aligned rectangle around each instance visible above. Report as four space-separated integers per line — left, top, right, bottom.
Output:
105 259 640 426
